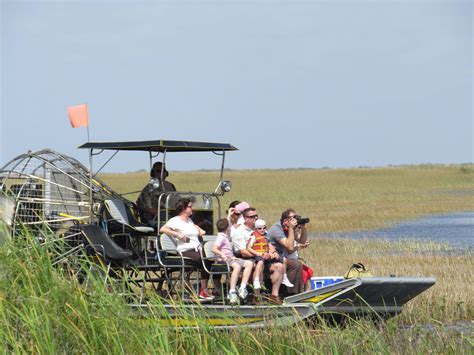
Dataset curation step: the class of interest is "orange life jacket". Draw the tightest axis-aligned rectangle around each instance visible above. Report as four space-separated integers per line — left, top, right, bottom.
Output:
251 231 269 253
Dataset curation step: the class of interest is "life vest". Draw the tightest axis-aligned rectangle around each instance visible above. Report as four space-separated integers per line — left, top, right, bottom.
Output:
251 231 269 253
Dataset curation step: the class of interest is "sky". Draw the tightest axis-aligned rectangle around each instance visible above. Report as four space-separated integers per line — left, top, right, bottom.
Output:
1 0 472 172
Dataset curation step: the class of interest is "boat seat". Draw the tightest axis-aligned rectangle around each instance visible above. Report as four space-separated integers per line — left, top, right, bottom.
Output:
155 234 200 299
200 241 231 301
103 199 155 235
80 224 133 262
200 241 231 275
156 234 199 267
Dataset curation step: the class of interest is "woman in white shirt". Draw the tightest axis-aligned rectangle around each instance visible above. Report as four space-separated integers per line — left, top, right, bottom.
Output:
159 198 214 300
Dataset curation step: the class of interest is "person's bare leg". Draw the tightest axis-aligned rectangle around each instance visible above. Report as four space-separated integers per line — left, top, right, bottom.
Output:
270 263 284 296
253 260 264 289
229 263 242 290
281 258 294 287
241 260 254 285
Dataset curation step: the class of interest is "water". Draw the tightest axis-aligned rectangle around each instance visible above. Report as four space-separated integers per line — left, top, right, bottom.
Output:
325 212 474 251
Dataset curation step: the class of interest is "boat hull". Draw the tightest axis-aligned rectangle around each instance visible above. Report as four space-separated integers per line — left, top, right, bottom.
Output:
285 277 436 319
131 303 316 329
130 277 436 328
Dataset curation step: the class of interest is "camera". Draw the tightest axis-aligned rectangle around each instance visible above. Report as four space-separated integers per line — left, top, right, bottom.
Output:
295 215 310 225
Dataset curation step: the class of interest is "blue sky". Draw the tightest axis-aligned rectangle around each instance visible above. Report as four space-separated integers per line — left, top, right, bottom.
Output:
1 0 472 172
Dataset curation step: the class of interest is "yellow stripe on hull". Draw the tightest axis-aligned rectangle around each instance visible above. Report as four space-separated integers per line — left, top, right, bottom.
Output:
156 316 264 327
305 290 339 303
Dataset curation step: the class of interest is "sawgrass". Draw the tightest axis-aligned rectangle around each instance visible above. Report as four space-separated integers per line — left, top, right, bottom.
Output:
0 234 471 353
1 164 472 353
303 237 473 323
101 164 473 321
101 164 474 232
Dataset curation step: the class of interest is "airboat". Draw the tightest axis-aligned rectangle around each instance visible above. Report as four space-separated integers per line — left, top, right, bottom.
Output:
0 140 435 328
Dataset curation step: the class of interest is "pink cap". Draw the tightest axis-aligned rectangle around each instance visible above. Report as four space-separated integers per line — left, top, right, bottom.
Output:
235 201 250 212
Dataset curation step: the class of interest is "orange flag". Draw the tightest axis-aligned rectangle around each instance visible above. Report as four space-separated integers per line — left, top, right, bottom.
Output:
67 104 88 128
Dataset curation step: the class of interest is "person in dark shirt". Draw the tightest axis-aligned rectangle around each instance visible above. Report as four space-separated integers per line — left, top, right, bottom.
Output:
136 162 176 227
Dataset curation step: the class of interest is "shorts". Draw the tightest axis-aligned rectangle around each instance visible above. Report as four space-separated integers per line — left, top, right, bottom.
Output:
254 255 283 263
230 258 249 268
302 264 314 284
253 257 281 276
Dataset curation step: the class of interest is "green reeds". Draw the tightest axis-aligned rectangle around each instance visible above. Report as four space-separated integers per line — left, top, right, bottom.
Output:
1 162 473 352
303 237 473 323
0 230 472 353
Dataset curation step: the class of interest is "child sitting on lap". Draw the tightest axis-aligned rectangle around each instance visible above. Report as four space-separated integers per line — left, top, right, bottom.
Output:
247 219 293 289
212 218 254 304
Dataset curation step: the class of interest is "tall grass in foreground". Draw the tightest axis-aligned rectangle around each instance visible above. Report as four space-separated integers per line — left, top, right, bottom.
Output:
101 164 474 232
0 231 472 353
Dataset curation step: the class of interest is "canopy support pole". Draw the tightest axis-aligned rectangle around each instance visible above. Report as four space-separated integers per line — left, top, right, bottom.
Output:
88 148 93 224
219 150 226 183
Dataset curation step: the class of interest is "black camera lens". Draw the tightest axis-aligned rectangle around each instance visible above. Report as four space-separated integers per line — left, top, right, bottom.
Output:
295 216 310 225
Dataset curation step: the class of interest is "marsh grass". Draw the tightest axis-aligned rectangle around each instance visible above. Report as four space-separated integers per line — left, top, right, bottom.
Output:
101 165 473 321
0 231 472 353
304 237 473 323
1 165 472 352
101 164 474 232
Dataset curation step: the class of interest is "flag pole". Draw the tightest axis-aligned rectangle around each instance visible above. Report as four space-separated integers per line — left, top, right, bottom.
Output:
89 148 93 224
86 102 92 221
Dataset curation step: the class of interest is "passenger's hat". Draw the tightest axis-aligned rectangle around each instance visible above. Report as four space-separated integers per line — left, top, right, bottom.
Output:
235 201 250 213
151 162 169 178
255 219 266 229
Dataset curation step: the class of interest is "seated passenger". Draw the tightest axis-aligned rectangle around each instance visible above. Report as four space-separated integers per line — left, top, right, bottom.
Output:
212 218 253 305
226 200 249 233
137 162 177 227
233 201 249 226
226 200 241 225
226 200 242 236
231 208 284 305
301 260 314 291
159 198 216 300
247 219 294 288
268 208 311 295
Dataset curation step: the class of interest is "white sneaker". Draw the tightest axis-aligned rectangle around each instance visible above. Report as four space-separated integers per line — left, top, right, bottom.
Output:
253 280 261 290
238 287 248 300
228 291 238 305
282 274 294 288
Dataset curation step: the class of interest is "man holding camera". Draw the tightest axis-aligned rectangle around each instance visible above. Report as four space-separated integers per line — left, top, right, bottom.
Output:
268 208 310 295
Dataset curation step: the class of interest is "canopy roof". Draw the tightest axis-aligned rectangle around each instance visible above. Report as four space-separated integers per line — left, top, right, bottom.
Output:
78 140 238 152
